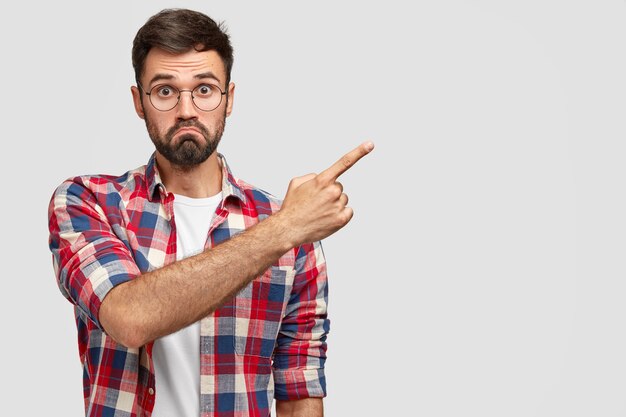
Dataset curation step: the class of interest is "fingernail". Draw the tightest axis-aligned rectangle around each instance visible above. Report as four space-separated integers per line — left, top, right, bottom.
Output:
365 141 375 151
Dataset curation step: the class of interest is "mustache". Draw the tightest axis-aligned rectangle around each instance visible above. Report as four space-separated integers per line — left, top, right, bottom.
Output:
166 120 210 139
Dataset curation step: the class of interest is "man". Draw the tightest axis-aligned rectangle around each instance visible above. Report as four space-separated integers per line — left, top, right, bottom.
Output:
48 8 373 417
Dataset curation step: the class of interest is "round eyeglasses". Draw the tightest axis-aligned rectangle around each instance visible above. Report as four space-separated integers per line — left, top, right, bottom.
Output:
138 82 227 112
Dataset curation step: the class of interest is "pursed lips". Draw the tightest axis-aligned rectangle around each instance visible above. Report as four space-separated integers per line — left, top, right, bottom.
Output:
176 127 201 135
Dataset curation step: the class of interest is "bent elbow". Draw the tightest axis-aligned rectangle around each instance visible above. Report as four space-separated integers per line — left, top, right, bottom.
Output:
100 292 149 349
116 332 147 350
102 315 149 349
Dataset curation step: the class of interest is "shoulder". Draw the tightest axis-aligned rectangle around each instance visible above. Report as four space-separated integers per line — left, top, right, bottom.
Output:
50 164 148 207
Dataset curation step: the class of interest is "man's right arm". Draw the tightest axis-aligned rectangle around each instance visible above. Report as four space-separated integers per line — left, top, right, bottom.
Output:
99 210 299 348
50 143 373 348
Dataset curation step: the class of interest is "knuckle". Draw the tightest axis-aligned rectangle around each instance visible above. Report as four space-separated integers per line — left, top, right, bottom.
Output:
341 156 352 168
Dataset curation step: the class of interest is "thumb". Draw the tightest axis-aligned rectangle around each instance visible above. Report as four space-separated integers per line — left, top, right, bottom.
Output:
286 173 317 193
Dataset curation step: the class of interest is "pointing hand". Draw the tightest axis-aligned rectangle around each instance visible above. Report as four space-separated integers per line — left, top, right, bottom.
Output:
279 141 375 246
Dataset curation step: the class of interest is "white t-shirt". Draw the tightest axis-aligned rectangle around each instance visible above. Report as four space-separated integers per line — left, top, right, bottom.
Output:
152 192 222 417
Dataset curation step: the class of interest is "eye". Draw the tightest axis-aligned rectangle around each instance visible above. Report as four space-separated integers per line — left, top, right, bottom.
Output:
155 85 177 98
194 84 216 97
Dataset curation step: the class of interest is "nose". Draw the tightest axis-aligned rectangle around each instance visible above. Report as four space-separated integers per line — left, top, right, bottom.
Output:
175 90 198 120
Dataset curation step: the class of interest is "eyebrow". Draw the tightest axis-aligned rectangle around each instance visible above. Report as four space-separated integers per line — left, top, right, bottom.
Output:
148 71 221 87
148 73 175 87
194 71 221 82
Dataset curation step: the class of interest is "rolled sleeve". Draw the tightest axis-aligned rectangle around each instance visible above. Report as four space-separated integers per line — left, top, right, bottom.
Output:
273 241 330 400
48 179 140 329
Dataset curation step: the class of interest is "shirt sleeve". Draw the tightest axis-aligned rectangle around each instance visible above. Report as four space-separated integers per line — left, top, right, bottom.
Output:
48 178 140 329
272 241 330 400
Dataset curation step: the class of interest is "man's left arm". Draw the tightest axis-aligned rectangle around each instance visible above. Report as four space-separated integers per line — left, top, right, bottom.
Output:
273 241 330 417
276 398 323 417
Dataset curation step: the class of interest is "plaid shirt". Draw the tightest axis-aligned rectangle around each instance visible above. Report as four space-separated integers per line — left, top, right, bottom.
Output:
48 153 329 417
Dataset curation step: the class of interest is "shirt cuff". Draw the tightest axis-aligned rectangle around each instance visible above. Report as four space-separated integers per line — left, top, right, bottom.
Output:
273 368 327 400
79 258 137 329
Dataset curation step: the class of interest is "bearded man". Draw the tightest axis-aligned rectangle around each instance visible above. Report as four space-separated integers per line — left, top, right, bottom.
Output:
48 8 373 417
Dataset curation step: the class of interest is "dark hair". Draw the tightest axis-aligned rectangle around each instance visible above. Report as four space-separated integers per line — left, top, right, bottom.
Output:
132 8 234 86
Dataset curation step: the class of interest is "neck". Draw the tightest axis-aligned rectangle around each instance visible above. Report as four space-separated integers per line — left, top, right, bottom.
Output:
155 152 223 198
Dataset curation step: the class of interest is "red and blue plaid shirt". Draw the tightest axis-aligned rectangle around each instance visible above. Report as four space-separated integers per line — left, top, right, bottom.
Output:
48 153 329 417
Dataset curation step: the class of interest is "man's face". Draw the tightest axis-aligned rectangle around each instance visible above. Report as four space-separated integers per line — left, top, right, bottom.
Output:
131 48 235 168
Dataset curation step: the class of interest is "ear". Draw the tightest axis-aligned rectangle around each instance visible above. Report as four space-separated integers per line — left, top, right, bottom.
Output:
131 86 145 119
225 82 235 117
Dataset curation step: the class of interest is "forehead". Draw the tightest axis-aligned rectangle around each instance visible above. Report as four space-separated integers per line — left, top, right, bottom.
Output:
142 47 227 85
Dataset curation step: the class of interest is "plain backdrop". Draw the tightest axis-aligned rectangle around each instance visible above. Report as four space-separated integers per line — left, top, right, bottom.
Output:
2 1 626 416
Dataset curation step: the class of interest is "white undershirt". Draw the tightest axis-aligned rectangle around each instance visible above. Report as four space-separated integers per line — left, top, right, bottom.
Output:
152 192 222 417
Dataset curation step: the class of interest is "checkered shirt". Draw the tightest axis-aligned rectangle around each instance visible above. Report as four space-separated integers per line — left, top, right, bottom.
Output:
48 153 329 417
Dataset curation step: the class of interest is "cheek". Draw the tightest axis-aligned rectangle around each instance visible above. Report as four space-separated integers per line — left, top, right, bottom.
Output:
204 112 225 127
146 112 172 133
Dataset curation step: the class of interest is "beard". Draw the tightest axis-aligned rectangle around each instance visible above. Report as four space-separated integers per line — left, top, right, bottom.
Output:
145 109 226 169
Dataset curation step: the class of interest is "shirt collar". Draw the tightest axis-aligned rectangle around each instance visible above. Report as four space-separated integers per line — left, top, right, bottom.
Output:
146 152 248 204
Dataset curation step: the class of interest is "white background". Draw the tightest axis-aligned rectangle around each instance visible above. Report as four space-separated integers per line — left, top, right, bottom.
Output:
2 1 626 416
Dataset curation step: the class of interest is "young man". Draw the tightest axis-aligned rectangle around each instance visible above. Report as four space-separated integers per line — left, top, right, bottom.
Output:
48 8 373 417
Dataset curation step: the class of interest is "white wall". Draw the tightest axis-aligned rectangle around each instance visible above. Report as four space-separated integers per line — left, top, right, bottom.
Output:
3 1 626 415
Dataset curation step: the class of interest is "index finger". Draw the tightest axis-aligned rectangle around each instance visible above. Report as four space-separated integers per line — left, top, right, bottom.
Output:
318 141 375 183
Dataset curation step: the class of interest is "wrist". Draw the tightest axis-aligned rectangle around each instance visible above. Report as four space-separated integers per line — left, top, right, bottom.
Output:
266 209 299 252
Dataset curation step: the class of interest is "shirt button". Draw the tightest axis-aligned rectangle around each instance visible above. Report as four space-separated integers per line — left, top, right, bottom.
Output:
148 388 155 395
